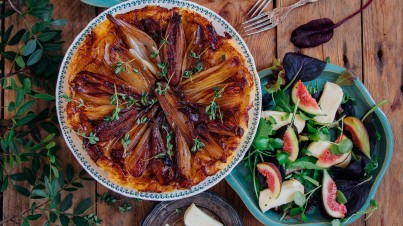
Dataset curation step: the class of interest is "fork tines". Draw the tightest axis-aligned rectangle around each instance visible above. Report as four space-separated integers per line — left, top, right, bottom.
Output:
244 0 274 36
243 13 273 35
246 0 272 18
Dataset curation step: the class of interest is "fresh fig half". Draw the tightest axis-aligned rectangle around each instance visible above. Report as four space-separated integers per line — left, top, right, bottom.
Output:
280 126 299 162
344 116 370 158
316 135 352 168
257 162 282 199
292 80 324 115
322 170 347 218
307 140 332 158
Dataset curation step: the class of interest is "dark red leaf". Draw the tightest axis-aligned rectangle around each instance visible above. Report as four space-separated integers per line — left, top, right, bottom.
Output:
291 18 335 48
291 0 375 48
283 52 327 82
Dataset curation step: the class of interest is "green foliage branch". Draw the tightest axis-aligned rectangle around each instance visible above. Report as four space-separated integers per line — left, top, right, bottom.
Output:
0 1 133 225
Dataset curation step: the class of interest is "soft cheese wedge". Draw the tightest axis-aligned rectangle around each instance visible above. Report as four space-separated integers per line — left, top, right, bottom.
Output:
261 111 306 133
184 203 223 226
314 82 344 124
259 179 304 212
307 140 332 158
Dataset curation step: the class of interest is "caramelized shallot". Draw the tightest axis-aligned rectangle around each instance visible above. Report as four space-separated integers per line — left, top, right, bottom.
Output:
107 14 160 74
175 127 192 188
162 12 186 85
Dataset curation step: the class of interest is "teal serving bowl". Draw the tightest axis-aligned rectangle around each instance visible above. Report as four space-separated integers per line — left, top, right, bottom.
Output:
81 0 125 7
226 64 394 225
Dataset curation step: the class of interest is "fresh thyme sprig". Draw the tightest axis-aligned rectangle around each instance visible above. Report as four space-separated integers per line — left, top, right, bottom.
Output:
61 93 86 108
158 62 168 77
148 125 175 160
191 137 205 153
150 35 170 58
136 116 148 125
104 85 126 122
140 92 157 106
76 130 99 145
155 82 169 95
155 62 174 96
183 48 209 79
162 125 174 158
121 133 131 156
189 47 209 60
126 96 139 108
118 203 132 213
147 152 167 160
183 62 204 79
114 60 140 75
205 86 227 122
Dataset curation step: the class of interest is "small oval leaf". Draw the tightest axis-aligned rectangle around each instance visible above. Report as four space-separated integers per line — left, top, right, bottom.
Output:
27 49 43 66
291 18 335 48
24 39 37 56
16 99 35 116
16 56 26 68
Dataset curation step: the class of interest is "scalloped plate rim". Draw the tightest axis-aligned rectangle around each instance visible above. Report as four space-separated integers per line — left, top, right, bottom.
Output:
56 0 261 201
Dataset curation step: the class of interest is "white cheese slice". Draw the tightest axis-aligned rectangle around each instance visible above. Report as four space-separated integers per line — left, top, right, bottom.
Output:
261 111 306 133
313 82 344 124
307 140 332 158
259 179 304 213
183 203 223 226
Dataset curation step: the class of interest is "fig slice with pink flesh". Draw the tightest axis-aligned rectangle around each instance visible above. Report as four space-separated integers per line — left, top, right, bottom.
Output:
344 116 371 159
316 135 352 168
257 162 282 199
292 80 324 115
281 126 299 162
322 170 347 218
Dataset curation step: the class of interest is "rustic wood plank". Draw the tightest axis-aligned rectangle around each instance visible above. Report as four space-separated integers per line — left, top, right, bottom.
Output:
50 0 98 217
276 1 365 226
276 0 325 59
276 0 363 77
1 0 96 225
3 0 400 225
320 0 363 78
194 0 276 71
2 1 31 224
0 0 5 222
362 0 403 225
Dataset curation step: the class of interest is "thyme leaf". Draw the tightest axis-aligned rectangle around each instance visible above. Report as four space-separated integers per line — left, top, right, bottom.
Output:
205 86 226 122
191 138 205 154
77 130 99 145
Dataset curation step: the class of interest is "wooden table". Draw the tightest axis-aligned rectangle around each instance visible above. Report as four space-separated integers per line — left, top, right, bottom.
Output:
2 0 402 225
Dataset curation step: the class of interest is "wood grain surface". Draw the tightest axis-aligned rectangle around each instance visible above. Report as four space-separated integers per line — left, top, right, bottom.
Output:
1 0 402 225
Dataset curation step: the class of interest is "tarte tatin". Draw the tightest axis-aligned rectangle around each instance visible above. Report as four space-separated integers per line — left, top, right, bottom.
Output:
65 6 254 192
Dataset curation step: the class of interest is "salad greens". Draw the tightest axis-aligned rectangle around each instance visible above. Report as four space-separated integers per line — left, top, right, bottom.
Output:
245 53 385 224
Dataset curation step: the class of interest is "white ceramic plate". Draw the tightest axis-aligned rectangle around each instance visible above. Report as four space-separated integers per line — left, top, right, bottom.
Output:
56 0 261 201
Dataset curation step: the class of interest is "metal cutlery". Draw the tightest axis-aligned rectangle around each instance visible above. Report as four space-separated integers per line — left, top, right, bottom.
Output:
244 0 319 36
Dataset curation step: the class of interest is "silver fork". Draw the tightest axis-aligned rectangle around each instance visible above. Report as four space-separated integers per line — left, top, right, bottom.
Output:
246 0 273 18
244 0 319 36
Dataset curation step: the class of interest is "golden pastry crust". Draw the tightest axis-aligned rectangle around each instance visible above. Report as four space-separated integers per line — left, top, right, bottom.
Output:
65 6 254 192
